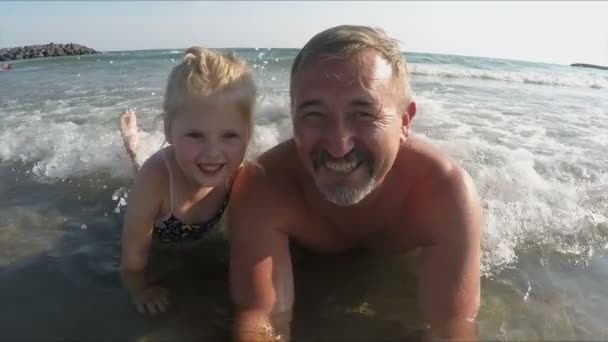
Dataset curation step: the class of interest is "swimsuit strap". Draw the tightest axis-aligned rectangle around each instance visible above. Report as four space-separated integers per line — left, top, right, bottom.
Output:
160 149 176 214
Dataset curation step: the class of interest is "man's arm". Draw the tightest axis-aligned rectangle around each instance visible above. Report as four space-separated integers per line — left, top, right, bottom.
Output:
417 166 482 341
229 163 295 342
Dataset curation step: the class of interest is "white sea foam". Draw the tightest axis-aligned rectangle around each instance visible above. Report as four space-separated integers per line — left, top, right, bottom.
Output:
413 94 607 275
410 63 608 89
0 95 292 181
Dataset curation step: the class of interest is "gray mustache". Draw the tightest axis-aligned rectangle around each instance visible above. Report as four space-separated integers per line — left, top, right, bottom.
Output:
311 148 371 171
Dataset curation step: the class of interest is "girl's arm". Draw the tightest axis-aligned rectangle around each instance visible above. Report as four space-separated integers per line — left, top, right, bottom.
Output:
120 155 167 310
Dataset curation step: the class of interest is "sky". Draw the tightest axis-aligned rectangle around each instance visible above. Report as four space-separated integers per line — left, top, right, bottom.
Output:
1 1 607 65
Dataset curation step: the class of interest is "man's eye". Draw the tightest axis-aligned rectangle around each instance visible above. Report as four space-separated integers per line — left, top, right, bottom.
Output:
353 111 374 119
186 132 203 139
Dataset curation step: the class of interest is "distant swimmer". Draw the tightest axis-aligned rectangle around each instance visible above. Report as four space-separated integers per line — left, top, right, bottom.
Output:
0 63 12 71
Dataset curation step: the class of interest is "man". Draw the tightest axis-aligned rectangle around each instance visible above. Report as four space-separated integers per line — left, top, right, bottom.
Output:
229 25 482 341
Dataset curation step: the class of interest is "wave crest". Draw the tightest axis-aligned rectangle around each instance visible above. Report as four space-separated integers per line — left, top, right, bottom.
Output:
410 63 608 89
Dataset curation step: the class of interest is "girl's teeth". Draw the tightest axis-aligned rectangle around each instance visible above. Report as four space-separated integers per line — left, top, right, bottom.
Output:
200 164 222 172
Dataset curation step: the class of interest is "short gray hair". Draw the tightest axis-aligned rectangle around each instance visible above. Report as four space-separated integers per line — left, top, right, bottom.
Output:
290 25 412 109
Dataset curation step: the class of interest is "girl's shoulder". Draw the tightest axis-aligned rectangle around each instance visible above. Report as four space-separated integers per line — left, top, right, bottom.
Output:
133 147 172 192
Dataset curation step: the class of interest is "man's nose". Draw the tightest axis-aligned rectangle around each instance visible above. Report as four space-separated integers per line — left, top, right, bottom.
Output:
323 120 355 158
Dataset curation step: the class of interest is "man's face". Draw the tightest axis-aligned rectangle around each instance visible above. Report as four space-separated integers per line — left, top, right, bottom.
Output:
291 49 409 206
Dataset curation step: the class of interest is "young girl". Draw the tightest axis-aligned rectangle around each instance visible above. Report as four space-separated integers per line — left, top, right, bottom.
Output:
119 47 256 315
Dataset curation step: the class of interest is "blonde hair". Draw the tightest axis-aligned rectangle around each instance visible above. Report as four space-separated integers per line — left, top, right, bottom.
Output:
290 25 412 110
162 46 257 142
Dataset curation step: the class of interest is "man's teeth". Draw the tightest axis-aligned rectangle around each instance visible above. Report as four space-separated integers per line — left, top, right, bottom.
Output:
324 160 358 173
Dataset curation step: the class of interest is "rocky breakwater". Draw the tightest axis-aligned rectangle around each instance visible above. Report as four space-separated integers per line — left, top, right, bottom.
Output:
0 43 99 61
571 63 608 71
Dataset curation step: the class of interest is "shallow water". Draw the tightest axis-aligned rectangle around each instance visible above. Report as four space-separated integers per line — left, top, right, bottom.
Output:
1 48 607 340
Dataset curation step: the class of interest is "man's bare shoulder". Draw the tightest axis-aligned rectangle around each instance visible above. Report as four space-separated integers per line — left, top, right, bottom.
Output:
399 137 468 188
403 137 482 236
257 139 299 171
241 140 300 190
231 140 302 225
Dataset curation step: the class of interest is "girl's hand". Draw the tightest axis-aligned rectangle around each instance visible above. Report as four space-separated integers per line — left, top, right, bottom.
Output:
130 285 169 315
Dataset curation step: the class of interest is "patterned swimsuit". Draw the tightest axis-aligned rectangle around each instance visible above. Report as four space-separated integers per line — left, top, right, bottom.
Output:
153 151 229 244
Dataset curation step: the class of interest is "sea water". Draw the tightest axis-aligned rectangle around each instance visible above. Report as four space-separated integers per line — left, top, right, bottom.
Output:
1 48 607 340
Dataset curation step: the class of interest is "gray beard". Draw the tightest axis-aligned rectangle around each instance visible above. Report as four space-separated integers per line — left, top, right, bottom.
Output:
310 147 376 206
317 177 377 206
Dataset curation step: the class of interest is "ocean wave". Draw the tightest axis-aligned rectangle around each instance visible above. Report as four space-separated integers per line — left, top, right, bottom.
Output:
0 95 292 182
410 63 608 89
414 94 608 276
1 88 606 277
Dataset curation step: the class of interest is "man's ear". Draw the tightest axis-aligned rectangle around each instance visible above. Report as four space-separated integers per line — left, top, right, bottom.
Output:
407 101 416 122
401 101 417 140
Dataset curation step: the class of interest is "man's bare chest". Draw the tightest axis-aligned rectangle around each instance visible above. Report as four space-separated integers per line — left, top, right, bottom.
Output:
287 205 411 254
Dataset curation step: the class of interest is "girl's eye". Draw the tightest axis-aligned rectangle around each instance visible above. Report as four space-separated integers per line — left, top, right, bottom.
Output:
186 132 203 139
223 132 240 139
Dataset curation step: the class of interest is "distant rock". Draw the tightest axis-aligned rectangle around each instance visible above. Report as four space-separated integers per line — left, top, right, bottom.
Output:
570 63 608 71
0 43 99 62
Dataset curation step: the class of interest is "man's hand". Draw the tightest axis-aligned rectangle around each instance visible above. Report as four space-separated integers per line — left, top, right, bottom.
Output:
234 310 283 341
130 285 170 315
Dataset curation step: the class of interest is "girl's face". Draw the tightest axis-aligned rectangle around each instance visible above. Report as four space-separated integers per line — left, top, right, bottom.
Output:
170 95 250 187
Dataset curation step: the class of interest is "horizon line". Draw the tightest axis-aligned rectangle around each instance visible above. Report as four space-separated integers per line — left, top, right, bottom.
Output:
2 44 593 67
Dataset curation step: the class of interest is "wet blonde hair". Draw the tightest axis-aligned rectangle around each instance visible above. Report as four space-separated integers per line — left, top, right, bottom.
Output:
290 25 412 110
162 46 257 142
